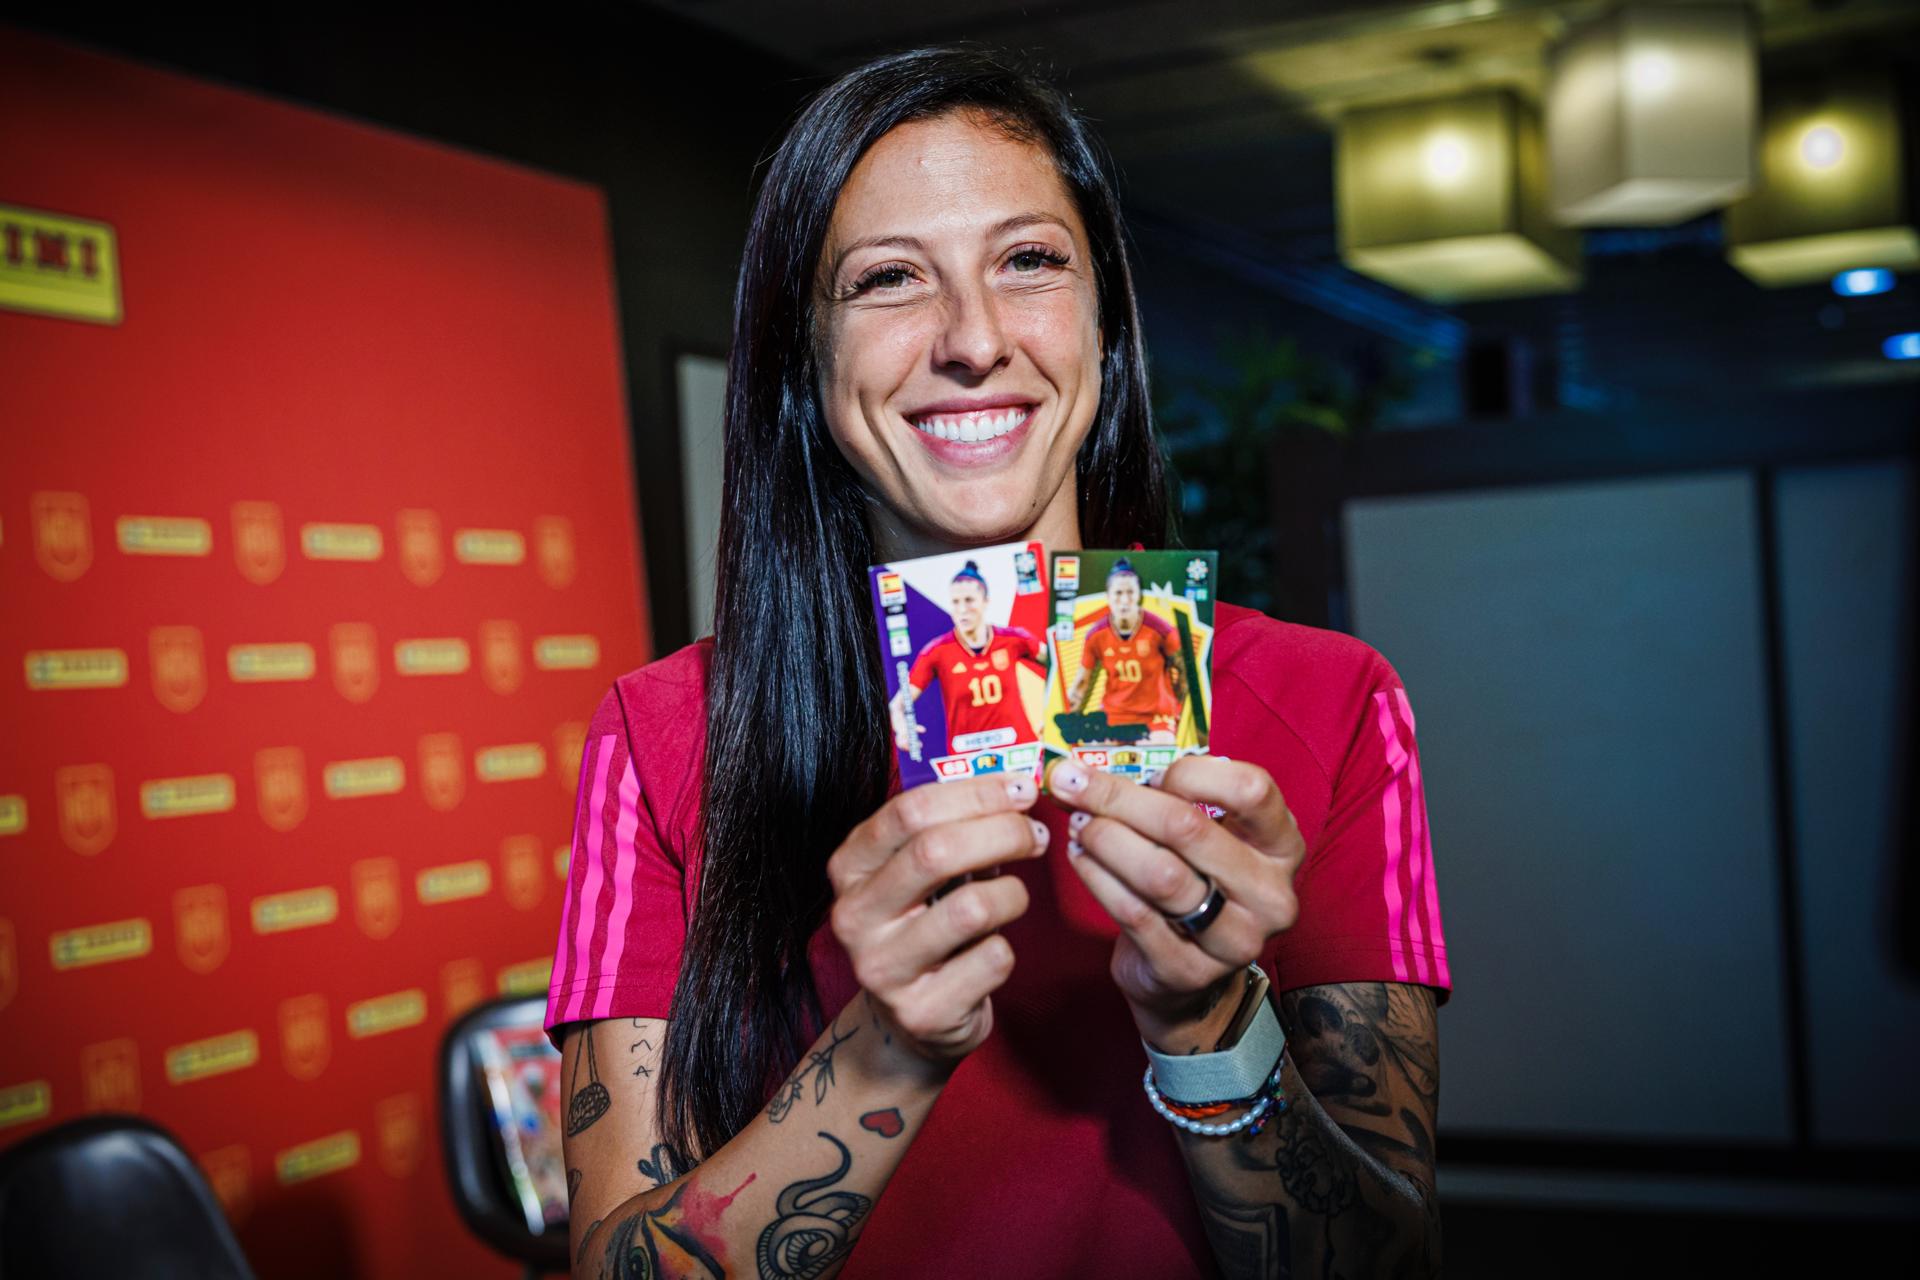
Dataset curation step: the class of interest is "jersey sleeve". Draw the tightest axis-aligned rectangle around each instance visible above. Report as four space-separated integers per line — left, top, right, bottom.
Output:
1267 659 1452 1001
1079 627 1105 670
544 683 689 1046
907 636 944 692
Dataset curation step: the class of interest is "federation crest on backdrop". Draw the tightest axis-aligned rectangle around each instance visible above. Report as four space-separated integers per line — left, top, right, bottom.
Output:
149 626 207 713
417 733 465 812
0 920 17 1012
441 957 487 1020
174 885 230 974
56 764 116 856
81 1038 141 1112
535 515 576 588
351 857 402 939
254 746 308 831
279 994 331 1080
376 1093 423 1178
480 620 524 695
31 491 92 582
199 1147 252 1226
230 500 285 585
329 622 379 703
501 835 544 910
553 721 587 794
396 509 443 587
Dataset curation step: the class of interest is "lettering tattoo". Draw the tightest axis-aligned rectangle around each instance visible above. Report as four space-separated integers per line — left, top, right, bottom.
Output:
756 1132 871 1280
767 1013 858 1125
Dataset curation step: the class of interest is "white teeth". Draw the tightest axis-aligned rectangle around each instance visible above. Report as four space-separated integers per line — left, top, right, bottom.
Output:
911 406 1031 443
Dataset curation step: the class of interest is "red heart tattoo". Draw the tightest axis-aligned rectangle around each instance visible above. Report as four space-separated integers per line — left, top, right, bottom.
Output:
860 1108 904 1139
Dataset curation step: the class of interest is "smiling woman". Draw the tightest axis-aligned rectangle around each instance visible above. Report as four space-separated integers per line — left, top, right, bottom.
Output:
546 44 1449 1280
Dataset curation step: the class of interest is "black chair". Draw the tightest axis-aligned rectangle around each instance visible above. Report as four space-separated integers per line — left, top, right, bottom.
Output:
439 995 570 1278
0 1113 256 1280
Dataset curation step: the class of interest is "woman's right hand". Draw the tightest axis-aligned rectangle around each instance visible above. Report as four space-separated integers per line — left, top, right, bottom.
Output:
827 772 1047 1065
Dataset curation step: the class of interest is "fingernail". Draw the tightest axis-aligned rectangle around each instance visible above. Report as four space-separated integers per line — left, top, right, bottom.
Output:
1067 838 1083 860
1054 762 1087 793
1005 775 1035 803
1143 769 1165 788
1068 811 1090 834
1029 818 1049 848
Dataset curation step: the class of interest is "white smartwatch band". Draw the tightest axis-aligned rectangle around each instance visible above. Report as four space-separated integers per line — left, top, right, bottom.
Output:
1142 990 1286 1103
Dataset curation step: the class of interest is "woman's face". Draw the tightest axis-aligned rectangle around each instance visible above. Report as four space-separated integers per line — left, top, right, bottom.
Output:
815 111 1102 549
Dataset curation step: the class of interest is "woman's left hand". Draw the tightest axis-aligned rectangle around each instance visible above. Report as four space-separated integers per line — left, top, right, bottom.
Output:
1046 754 1304 1051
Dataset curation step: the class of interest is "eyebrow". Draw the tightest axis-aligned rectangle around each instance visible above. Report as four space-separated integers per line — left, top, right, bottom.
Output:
830 211 1074 276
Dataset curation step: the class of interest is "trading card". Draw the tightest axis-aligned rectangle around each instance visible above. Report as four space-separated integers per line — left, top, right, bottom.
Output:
1043 549 1216 784
869 541 1052 788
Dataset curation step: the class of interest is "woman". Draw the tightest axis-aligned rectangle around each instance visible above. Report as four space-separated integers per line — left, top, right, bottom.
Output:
547 45 1449 1279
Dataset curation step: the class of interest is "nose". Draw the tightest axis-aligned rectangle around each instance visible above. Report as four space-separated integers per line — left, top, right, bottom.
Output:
931 278 1013 377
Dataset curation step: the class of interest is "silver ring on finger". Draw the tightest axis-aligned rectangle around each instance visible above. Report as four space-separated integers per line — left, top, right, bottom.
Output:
1164 873 1226 939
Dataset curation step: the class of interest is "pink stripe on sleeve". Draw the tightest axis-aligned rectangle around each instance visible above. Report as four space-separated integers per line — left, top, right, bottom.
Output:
590 758 643 1019
548 734 607 1026
561 736 618 1022
1389 694 1433 985
1372 692 1412 983
1398 688 1450 986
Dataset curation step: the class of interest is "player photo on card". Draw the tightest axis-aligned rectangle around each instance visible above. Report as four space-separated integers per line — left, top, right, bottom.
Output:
869 541 1052 788
1043 549 1216 784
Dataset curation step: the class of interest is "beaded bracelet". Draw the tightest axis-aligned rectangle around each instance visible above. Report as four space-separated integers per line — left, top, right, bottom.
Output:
1142 1046 1289 1138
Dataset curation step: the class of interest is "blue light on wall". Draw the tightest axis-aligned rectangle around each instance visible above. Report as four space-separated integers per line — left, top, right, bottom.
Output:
1883 332 1920 360
1834 268 1895 296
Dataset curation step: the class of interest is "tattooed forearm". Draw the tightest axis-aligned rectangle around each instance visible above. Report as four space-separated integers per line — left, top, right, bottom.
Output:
756 1132 870 1280
767 1012 859 1125
1178 981 1442 1279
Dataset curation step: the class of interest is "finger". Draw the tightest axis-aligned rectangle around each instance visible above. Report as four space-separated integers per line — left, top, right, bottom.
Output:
1072 815 1269 967
1155 756 1300 864
855 875 1031 993
892 933 1016 1050
1051 757 1250 881
831 774 1037 892
1064 843 1227 992
852 810 1047 923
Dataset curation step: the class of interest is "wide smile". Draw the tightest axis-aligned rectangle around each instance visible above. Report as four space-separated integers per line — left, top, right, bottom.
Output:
903 402 1038 466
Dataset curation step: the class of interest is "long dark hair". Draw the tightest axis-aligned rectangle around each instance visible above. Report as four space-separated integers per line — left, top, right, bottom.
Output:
659 45 1170 1159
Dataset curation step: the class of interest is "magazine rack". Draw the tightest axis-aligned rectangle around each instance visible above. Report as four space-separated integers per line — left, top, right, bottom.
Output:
438 996 571 1277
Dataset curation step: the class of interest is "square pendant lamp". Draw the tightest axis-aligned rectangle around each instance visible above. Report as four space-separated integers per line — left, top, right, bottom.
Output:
1547 4 1758 225
1338 89 1582 304
1724 71 1918 287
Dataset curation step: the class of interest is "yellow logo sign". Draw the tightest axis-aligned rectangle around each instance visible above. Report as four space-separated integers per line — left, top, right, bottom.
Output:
228 643 316 683
329 622 379 703
300 522 382 561
81 1038 142 1112
30 490 93 582
347 988 427 1038
553 722 587 795
254 746 308 831
479 620 523 694
393 637 470 676
376 1093 423 1178
49 917 152 970
174 885 230 975
395 508 443 587
278 994 331 1080
231 501 285 585
0 795 26 837
0 1081 52 1129
475 743 546 783
534 515 577 587
0 919 15 1012
533 634 600 670
323 756 404 799
417 733 465 812
251 886 337 934
56 764 115 855
501 835 544 911
0 203 120 323
453 527 525 565
417 861 490 905
497 957 553 996
200 1146 252 1225
117 516 212 557
440 957 487 1021
165 1030 258 1084
149 625 206 713
351 858 402 939
141 773 236 820
24 648 128 690
276 1131 359 1185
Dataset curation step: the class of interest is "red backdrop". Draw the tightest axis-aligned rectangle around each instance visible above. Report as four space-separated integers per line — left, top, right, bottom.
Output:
0 31 649 1277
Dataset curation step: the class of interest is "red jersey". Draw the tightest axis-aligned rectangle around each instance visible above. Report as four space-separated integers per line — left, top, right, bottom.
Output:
906 625 1041 750
547 602 1450 1279
1081 611 1181 725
